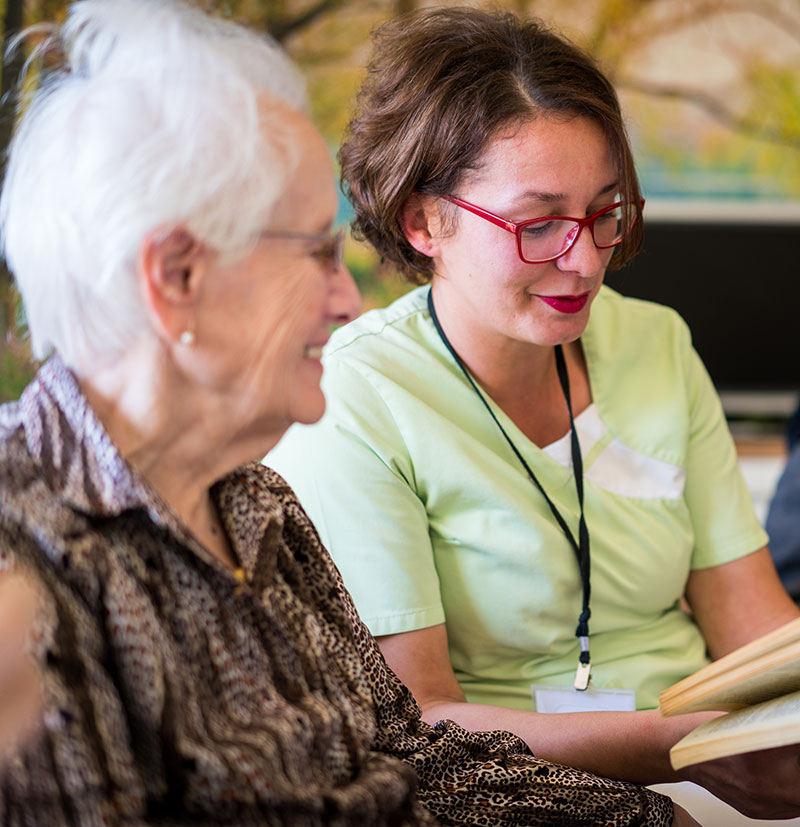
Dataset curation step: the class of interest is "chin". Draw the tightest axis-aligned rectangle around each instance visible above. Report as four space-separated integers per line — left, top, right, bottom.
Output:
532 321 588 349
291 392 327 426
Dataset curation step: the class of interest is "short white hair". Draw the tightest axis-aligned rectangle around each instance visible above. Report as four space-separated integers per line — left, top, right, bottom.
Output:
0 0 309 368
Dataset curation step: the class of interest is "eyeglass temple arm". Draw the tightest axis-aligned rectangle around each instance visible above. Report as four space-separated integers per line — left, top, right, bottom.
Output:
442 196 519 234
444 196 646 232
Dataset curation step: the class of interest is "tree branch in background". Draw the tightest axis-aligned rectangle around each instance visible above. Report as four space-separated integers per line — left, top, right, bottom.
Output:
627 0 800 49
617 78 800 149
581 0 800 151
265 0 349 42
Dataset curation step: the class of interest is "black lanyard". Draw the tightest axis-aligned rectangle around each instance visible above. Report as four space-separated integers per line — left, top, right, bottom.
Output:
427 288 593 690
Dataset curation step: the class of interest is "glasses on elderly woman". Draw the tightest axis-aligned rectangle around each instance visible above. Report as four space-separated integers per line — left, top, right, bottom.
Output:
442 196 644 265
260 227 345 271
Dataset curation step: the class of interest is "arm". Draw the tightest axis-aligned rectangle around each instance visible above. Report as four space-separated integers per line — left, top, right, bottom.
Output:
0 571 43 763
378 566 800 820
685 546 800 660
332 584 676 827
378 623 709 785
677 547 800 817
0 547 152 827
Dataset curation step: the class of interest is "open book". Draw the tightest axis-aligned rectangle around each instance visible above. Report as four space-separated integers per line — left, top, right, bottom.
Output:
659 616 800 770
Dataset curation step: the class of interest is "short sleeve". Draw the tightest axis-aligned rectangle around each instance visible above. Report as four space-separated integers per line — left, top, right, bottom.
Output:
268 357 446 636
680 324 769 569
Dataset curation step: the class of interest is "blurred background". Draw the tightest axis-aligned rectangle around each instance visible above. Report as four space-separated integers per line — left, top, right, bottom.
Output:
0 0 798 509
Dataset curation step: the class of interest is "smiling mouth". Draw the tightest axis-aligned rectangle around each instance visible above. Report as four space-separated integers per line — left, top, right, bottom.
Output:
538 294 590 315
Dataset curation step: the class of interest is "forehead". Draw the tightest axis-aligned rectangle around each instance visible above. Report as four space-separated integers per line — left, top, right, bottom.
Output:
465 114 615 202
259 97 336 229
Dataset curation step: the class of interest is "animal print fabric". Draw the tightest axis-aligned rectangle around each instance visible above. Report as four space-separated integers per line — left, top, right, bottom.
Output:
0 358 673 826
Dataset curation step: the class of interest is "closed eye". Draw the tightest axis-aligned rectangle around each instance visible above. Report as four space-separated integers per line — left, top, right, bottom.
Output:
521 220 559 238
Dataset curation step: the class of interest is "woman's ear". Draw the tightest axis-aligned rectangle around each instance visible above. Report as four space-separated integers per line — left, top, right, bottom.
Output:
399 193 442 258
139 226 206 342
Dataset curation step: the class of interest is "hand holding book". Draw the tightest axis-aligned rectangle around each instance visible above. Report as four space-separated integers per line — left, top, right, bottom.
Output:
660 616 800 768
660 616 800 819
676 742 800 821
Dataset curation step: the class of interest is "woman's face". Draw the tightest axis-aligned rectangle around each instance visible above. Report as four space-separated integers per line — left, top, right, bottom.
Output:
196 111 361 444
428 114 618 354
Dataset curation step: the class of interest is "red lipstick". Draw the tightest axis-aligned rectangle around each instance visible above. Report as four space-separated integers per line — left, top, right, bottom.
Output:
538 294 589 315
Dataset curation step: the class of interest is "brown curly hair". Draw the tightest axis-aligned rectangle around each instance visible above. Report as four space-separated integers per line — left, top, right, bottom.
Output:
339 7 643 284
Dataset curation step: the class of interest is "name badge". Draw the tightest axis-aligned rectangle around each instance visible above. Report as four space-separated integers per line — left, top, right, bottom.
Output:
532 683 636 714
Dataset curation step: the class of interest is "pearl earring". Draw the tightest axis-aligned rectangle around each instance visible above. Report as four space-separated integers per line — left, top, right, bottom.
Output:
179 329 195 346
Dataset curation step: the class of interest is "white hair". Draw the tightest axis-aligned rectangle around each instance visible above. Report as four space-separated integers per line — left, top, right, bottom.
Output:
0 0 309 368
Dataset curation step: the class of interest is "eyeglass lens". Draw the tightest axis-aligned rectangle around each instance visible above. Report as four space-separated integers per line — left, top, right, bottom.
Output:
520 204 626 262
329 229 345 270
305 229 345 271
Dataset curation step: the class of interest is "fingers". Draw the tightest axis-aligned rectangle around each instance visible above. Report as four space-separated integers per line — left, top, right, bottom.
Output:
670 804 703 827
731 745 800 819
684 745 800 820
0 572 44 761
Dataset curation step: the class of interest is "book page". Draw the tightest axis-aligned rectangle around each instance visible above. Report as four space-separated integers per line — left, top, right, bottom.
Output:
660 635 800 715
663 658 800 714
661 617 800 704
669 690 800 770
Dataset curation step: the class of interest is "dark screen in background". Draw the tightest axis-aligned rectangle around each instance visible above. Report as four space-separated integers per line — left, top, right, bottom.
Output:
605 221 799 396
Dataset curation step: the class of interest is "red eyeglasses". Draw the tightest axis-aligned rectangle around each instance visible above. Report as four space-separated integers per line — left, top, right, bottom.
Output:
442 196 644 264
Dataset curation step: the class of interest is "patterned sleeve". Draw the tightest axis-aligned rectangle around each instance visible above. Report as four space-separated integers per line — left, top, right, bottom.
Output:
334 570 674 827
0 533 152 827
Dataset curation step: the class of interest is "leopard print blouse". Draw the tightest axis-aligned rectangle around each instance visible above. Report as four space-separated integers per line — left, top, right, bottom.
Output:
0 358 672 826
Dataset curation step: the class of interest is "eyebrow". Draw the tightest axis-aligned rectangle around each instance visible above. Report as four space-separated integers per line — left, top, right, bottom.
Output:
510 181 620 206
315 219 337 235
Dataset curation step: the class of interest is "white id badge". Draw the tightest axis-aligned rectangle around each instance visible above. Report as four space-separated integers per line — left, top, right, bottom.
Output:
532 684 636 714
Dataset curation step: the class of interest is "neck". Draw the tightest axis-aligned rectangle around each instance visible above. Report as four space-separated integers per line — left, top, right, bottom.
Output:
429 281 590 447
73 341 285 564
429 281 560 400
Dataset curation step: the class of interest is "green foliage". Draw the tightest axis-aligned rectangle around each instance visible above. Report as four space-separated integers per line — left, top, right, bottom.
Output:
345 238 413 310
0 277 35 402
0 343 35 402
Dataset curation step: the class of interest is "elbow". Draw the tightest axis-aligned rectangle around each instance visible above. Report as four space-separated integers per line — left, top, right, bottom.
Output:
417 694 467 726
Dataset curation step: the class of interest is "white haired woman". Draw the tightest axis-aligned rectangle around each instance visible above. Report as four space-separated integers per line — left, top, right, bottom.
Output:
0 1 691 824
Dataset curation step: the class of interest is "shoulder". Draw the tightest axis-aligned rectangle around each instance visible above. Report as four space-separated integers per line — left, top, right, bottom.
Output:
0 419 53 574
246 462 358 617
586 286 696 396
320 286 457 406
0 375 107 598
312 286 452 427
0 397 55 527
241 462 330 549
586 287 715 461
588 285 691 356
0 398 35 487
325 286 430 360
242 461 311 510
0 418 102 608
0 394 23 439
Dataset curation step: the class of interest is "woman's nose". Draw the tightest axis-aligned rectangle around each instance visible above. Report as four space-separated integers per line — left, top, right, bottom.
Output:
329 262 363 326
555 225 605 278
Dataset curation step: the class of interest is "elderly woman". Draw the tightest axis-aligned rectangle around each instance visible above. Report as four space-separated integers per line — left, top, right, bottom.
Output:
0 1 691 825
268 7 800 822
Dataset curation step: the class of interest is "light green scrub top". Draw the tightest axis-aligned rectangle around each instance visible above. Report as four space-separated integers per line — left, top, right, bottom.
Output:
268 286 767 711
